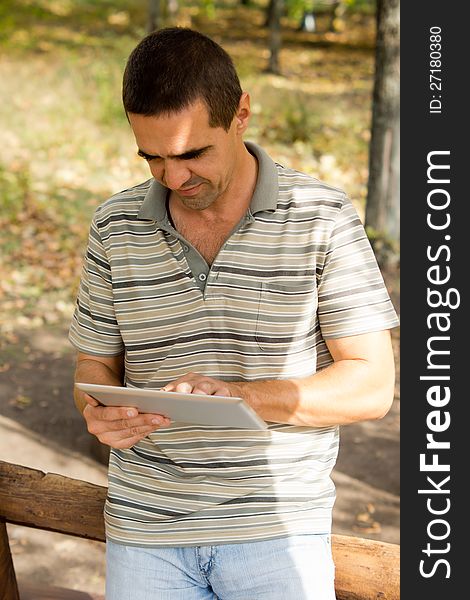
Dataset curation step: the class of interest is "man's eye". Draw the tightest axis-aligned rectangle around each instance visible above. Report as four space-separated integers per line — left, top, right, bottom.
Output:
138 152 157 161
186 152 202 160
183 150 206 160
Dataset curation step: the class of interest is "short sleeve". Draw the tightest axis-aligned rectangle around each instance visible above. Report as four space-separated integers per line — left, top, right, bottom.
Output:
317 196 399 338
69 211 124 356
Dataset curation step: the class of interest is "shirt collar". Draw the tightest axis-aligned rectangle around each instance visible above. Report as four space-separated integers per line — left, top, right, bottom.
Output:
137 141 278 222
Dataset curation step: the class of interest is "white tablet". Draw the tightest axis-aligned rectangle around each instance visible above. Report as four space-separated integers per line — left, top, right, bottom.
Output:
75 383 268 430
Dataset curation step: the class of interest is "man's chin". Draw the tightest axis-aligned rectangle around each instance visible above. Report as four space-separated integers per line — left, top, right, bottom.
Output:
178 193 215 211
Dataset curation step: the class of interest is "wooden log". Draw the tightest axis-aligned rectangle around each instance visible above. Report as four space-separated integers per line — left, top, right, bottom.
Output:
0 461 106 542
332 534 400 600
0 518 20 600
0 461 399 599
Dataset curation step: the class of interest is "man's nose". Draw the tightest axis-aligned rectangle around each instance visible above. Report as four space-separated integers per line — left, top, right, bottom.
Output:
157 160 191 190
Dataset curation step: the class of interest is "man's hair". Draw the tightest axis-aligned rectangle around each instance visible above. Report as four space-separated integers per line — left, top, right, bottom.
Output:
122 28 243 131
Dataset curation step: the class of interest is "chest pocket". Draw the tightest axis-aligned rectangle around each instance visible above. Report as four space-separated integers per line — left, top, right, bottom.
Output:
255 281 317 354
207 275 317 355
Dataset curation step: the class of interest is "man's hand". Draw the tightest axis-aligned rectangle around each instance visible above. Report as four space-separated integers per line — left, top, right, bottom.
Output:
82 393 171 449
163 373 235 397
161 330 395 427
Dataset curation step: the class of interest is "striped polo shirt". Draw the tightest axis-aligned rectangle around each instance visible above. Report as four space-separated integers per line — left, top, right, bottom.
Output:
69 142 399 547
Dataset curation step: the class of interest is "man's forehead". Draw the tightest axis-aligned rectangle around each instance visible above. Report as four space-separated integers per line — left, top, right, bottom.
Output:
129 98 211 127
129 102 224 156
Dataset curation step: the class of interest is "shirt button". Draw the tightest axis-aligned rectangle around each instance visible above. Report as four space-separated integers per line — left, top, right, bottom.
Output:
183 245 189 253
198 273 207 282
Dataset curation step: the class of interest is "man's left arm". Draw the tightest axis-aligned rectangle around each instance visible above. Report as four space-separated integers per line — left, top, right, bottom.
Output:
163 329 395 427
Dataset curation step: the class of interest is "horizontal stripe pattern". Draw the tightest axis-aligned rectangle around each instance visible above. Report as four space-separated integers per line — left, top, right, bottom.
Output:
69 144 399 547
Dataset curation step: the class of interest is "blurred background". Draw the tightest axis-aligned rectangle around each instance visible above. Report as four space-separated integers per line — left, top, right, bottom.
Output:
0 0 399 595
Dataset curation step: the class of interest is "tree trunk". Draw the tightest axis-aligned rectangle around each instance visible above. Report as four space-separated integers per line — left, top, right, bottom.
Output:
267 0 283 74
147 0 161 33
365 0 400 253
264 0 274 27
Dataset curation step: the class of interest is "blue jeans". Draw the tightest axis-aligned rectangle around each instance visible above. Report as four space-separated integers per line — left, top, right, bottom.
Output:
106 534 336 599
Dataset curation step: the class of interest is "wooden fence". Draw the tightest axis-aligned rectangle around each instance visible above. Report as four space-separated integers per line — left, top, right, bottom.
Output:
0 460 399 599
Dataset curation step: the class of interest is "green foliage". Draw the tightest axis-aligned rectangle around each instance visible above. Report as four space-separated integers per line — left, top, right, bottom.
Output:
344 0 376 12
276 96 321 144
247 86 370 180
0 162 31 221
86 59 128 127
283 0 376 19
201 0 217 19
285 0 312 21
366 226 400 266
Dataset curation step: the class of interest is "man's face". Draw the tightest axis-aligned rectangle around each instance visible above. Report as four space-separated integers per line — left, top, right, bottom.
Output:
128 99 246 211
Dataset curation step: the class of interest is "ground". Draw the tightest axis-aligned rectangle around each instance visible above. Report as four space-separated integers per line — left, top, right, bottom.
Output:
0 278 399 595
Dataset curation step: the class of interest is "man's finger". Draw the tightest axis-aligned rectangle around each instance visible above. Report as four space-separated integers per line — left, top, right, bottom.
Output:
104 414 167 432
174 382 194 394
116 423 160 440
95 405 139 421
84 393 100 407
192 381 213 395
98 419 171 446
83 403 138 422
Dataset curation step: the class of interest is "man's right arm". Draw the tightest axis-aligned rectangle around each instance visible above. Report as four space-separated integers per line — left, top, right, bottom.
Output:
74 352 170 449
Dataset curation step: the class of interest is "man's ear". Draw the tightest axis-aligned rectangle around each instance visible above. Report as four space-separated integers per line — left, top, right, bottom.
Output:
235 92 251 133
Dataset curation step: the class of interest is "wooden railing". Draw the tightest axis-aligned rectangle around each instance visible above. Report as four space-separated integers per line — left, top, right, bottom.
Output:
0 461 399 599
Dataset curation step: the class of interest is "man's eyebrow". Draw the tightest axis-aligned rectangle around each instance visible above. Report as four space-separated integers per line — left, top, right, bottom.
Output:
137 146 213 160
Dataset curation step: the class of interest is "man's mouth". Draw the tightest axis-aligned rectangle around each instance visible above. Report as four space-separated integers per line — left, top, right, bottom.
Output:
177 183 203 197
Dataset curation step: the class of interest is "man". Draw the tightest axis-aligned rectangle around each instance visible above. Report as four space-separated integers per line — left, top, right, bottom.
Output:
70 27 399 599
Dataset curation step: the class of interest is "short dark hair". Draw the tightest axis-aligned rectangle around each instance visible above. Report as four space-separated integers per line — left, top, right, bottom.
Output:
122 28 243 131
